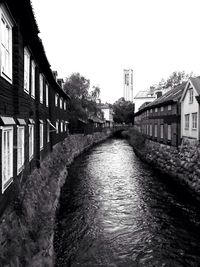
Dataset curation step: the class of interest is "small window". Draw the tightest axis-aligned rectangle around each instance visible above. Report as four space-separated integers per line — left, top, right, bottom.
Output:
64 100 66 110
189 88 193 104
150 109 152 113
155 108 158 113
47 122 50 142
39 74 43 103
192 113 197 129
40 121 43 150
31 61 35 98
167 124 171 140
61 121 63 132
55 94 58 107
0 5 13 82
185 114 189 129
150 124 152 136
24 48 30 93
2 126 13 193
46 84 49 107
29 124 34 160
60 97 63 109
56 120 59 133
17 126 25 174
168 105 172 111
154 124 158 137
160 124 164 139
161 106 164 112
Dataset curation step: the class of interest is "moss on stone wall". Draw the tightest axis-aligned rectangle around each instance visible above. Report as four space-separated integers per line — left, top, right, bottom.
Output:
0 132 111 266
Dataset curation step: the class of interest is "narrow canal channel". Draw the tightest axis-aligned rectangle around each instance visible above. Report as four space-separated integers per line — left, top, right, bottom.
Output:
54 138 200 267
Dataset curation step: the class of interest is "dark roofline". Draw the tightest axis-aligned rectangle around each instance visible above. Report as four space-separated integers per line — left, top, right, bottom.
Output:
6 0 70 100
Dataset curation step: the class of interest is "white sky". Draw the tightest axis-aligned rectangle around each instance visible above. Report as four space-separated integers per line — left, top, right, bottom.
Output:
31 0 200 104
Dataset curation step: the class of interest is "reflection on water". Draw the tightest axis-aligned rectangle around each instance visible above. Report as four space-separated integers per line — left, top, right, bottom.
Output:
54 139 200 267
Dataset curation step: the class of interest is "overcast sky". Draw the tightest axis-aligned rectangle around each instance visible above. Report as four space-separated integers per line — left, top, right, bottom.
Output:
31 0 200 103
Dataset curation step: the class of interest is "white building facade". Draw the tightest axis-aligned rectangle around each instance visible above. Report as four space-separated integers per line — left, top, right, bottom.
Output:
180 77 200 142
123 69 133 102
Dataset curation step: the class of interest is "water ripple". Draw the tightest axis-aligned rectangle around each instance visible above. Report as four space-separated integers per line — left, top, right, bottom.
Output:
54 139 200 267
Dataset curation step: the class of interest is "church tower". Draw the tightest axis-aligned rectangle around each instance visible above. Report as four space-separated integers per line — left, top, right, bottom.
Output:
123 69 133 101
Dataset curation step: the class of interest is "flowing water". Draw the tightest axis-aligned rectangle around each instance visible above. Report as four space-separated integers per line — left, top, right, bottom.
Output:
54 138 200 267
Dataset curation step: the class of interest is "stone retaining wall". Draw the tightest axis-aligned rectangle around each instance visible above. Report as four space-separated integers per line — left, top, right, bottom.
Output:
127 129 200 199
0 131 112 266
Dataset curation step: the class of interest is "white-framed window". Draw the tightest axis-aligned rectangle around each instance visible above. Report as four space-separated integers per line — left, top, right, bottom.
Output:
185 114 189 129
56 120 59 133
155 108 158 113
192 113 197 130
55 94 58 107
161 106 164 112
189 88 193 104
0 5 13 82
39 74 43 103
60 97 63 109
150 124 152 136
167 124 171 140
160 124 164 139
168 105 172 111
29 124 34 160
46 84 49 107
47 122 50 143
24 47 30 93
64 100 66 110
17 126 25 174
31 60 35 98
40 121 44 150
2 126 13 193
64 122 67 132
154 124 158 138
61 121 63 132
150 109 152 113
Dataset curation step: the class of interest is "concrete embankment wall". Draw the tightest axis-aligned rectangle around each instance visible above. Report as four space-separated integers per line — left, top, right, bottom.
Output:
0 131 112 266
125 129 200 199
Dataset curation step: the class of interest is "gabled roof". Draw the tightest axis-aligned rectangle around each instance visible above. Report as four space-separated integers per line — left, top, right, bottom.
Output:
134 91 155 99
146 82 186 109
180 76 200 102
134 82 186 116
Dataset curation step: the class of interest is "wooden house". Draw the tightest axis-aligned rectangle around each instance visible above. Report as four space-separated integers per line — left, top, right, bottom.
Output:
0 0 70 214
180 77 200 143
134 83 186 146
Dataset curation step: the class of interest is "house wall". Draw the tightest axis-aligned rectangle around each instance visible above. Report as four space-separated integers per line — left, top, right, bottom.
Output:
0 1 70 215
181 86 199 141
134 103 181 147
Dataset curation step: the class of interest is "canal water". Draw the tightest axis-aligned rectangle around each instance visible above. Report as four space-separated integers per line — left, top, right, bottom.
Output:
54 138 200 267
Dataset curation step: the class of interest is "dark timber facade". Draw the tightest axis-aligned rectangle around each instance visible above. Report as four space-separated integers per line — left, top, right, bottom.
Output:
134 83 186 147
0 0 70 214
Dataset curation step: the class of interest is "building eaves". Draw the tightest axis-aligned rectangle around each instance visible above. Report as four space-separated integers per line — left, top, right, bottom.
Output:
134 82 186 116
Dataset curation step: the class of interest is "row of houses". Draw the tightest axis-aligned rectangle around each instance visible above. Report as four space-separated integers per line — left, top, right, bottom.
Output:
0 0 107 215
134 76 200 147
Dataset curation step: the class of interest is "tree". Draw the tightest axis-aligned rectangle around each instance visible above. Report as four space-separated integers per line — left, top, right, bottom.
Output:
63 73 103 130
90 85 101 102
64 72 90 99
165 71 193 88
113 97 135 124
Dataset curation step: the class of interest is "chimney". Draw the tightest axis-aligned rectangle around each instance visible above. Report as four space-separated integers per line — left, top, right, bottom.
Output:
52 71 58 81
156 91 162 98
57 78 64 89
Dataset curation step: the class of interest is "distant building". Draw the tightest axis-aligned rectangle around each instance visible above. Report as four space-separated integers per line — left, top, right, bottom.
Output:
100 104 114 127
134 91 156 112
134 87 171 112
123 69 133 102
